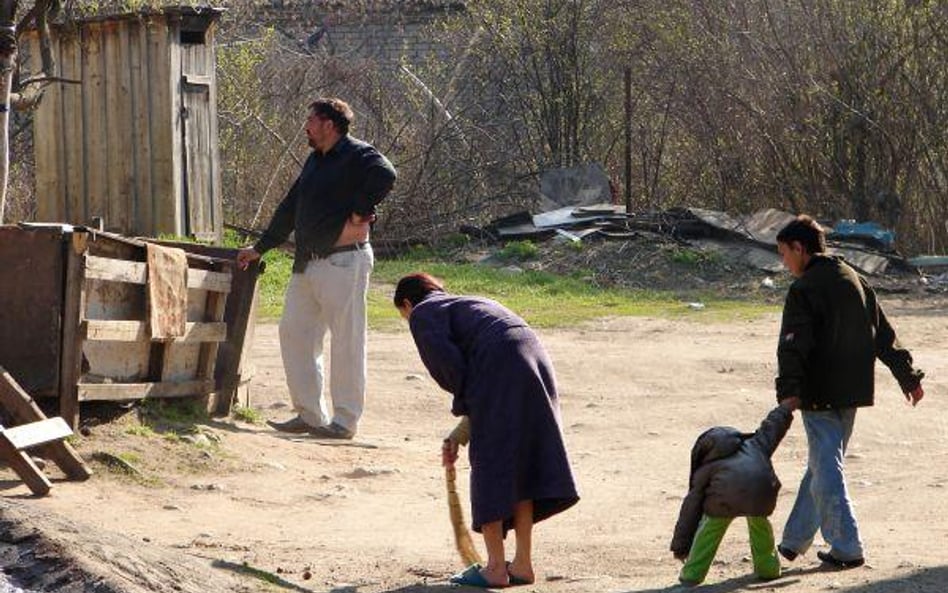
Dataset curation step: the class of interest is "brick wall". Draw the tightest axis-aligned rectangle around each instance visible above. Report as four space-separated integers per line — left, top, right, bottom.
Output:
250 1 464 65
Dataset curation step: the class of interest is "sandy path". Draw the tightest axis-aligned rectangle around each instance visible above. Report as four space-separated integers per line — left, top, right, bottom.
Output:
16 296 948 592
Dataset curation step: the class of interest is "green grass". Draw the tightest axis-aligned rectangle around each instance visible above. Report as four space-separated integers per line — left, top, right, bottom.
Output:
253 248 777 328
233 406 263 424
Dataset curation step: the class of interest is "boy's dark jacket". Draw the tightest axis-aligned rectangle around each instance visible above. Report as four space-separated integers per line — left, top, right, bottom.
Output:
670 406 793 558
776 255 923 409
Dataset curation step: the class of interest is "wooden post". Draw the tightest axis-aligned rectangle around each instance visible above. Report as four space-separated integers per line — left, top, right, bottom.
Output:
59 231 89 429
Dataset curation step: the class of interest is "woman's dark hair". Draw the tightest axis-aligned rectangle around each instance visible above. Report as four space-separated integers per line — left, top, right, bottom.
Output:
776 214 826 254
393 273 445 307
309 98 353 135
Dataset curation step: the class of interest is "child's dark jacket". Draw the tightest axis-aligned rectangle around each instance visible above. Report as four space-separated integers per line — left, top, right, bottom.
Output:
670 406 793 558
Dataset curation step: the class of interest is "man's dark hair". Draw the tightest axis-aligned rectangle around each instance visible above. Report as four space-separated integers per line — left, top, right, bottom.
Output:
309 98 353 135
776 214 826 254
393 273 445 307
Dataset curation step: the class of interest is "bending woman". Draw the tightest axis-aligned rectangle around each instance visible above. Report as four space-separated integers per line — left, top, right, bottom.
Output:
394 273 579 588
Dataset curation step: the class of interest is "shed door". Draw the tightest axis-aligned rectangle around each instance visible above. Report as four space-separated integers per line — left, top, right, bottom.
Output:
180 74 216 241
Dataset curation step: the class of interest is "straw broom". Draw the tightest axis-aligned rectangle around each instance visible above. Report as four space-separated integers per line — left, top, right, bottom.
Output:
445 462 482 567
444 417 482 567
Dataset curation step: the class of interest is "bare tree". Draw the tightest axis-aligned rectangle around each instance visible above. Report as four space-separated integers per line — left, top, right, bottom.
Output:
0 0 16 223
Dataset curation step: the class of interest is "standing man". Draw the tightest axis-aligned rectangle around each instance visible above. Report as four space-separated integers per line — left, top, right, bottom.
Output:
237 98 396 440
773 215 924 568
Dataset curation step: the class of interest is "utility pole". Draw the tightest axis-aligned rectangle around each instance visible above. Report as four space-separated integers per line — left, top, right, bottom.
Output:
623 67 632 215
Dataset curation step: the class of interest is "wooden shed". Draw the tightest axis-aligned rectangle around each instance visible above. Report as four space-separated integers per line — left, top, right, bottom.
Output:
25 6 224 241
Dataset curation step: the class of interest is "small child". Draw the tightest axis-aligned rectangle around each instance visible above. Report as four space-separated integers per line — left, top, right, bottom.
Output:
670 402 795 586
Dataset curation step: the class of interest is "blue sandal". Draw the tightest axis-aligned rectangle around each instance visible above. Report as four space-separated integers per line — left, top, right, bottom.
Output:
449 563 505 588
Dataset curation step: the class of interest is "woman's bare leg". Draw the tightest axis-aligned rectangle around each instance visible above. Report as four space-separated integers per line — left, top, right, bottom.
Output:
479 520 510 586
508 500 536 584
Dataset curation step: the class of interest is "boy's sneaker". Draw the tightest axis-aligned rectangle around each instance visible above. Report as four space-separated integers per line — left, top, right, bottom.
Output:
817 551 864 569
777 545 798 562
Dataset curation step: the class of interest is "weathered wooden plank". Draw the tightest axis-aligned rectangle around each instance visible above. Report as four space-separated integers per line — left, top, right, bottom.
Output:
82 320 226 343
130 21 153 236
85 255 231 292
82 22 108 228
104 20 134 233
206 21 224 244
182 83 210 238
83 320 147 341
147 16 179 235
187 268 231 293
85 255 147 284
61 31 84 223
2 418 73 451
29 31 66 222
59 232 89 430
0 437 51 496
0 366 92 481
78 380 215 401
196 282 227 412
182 73 212 86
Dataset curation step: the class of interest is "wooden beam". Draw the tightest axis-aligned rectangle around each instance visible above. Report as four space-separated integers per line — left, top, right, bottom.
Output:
82 320 227 343
78 380 215 401
1 418 73 451
85 255 231 292
187 268 231 293
85 254 146 283
0 367 92 481
59 232 89 430
0 437 51 496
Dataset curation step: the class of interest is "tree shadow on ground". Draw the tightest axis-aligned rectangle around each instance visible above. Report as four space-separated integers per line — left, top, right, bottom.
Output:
838 566 948 593
618 564 948 593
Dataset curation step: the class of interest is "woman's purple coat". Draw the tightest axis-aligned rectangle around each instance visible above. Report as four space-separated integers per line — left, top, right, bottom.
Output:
409 293 579 532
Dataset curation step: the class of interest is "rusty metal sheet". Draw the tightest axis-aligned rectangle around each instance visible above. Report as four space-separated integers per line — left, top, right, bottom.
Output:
0 226 67 396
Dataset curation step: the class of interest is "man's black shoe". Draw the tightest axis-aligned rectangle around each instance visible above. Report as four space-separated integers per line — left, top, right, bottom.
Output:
308 422 355 440
777 545 798 562
817 551 865 569
267 416 315 434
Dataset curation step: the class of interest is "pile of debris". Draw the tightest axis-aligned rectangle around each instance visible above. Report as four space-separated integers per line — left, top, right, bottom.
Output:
469 202 940 296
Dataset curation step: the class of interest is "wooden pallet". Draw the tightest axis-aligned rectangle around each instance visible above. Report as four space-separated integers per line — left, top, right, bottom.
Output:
0 366 92 496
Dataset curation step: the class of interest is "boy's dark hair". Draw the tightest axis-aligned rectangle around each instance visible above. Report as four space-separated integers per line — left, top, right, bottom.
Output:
309 98 353 135
776 214 826 254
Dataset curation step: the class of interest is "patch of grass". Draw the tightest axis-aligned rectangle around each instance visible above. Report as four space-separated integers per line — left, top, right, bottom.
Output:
232 406 263 424
369 256 777 329
139 398 209 425
118 451 143 465
254 247 777 327
257 248 294 319
669 246 720 266
125 425 155 438
497 240 539 262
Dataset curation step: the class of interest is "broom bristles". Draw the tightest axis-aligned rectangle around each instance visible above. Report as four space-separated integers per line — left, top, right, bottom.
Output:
445 464 482 567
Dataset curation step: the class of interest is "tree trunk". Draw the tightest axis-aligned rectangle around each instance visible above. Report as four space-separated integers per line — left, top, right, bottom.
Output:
0 0 17 224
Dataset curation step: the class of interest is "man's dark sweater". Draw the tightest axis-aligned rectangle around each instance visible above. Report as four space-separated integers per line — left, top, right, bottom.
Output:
254 135 396 272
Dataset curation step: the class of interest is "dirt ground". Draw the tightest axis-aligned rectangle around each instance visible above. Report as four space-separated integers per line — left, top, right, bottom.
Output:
5 294 948 593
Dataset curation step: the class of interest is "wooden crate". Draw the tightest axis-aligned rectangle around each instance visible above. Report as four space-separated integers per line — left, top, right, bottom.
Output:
0 225 247 429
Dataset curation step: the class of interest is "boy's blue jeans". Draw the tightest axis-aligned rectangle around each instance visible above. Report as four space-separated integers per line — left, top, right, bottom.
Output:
780 408 864 561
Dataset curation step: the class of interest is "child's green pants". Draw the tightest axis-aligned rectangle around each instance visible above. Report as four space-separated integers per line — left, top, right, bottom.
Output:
679 515 781 584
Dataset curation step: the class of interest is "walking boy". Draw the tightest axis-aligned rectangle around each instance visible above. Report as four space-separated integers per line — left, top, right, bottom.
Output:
774 214 924 568
671 402 796 586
